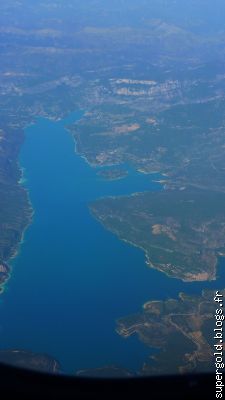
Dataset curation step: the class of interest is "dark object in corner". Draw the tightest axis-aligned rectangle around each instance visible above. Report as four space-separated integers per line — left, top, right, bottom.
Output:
0 362 214 400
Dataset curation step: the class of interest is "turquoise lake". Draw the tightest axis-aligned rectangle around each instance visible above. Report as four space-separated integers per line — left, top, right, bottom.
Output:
0 111 225 374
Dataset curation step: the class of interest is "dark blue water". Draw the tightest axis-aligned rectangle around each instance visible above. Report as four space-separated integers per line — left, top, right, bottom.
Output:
0 111 225 374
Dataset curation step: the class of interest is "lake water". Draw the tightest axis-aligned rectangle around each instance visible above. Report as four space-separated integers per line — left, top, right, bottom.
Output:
0 111 225 374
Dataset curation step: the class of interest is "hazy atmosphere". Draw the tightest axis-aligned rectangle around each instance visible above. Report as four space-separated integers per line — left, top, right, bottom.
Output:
0 1 224 380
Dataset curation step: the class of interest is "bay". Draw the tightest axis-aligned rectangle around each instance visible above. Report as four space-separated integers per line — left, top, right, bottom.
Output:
0 111 224 374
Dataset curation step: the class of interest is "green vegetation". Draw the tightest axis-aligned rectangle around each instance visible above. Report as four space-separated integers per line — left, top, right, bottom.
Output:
1 0 225 375
90 189 225 281
117 289 222 375
97 168 128 181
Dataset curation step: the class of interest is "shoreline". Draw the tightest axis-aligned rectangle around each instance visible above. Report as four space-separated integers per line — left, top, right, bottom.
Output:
0 204 34 295
0 110 82 295
89 207 220 286
66 125 167 177
11 162 35 261
0 145 35 295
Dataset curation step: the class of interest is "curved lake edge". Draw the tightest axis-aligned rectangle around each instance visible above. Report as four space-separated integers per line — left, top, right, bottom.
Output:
0 110 224 375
